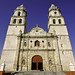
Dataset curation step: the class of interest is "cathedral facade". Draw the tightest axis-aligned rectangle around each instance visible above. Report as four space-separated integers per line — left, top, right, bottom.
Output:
0 4 75 72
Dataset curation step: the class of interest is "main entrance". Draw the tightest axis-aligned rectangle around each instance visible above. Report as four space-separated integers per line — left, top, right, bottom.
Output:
31 55 43 70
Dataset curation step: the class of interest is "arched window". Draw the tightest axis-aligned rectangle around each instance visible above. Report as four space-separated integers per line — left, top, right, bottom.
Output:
53 19 55 24
35 40 40 46
18 12 20 16
13 19 16 23
19 19 22 23
59 19 61 24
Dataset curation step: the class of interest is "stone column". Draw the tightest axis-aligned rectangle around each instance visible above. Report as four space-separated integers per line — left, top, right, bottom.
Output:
14 30 22 71
55 36 63 71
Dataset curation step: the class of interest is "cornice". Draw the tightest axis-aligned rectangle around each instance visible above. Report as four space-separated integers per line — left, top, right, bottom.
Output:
49 24 66 26
11 16 25 18
8 24 25 26
48 16 64 18
21 35 57 38
20 49 55 51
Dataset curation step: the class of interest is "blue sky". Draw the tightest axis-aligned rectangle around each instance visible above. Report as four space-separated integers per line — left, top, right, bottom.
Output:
0 0 75 57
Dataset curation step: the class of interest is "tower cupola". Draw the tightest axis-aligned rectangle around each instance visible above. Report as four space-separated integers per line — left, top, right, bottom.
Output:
8 4 27 34
10 4 27 26
48 4 65 32
48 4 61 17
13 4 27 17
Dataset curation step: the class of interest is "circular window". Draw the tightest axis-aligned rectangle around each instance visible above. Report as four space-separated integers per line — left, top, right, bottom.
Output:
42 41 44 43
30 41 32 43
54 12 57 14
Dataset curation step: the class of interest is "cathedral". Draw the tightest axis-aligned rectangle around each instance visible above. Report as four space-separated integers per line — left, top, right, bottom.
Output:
0 4 75 73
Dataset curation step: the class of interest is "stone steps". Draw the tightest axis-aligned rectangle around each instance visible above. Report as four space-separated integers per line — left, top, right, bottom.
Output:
11 71 66 75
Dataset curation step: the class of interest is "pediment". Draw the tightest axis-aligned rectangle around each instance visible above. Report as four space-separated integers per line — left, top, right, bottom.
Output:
24 26 50 37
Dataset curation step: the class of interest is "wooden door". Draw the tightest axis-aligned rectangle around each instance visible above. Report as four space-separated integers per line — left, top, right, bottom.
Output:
32 55 43 70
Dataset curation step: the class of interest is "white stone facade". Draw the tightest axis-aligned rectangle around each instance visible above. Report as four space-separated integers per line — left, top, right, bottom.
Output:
0 4 75 72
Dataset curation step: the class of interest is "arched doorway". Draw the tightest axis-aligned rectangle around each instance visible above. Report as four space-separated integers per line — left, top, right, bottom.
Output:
31 55 43 70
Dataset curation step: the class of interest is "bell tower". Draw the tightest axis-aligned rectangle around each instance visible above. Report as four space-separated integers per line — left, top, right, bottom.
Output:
9 4 27 34
0 5 27 71
48 4 75 71
48 4 65 33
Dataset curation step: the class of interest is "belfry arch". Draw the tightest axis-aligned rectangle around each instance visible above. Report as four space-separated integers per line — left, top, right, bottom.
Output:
31 55 43 70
